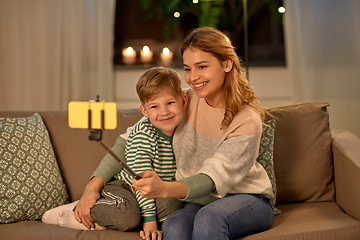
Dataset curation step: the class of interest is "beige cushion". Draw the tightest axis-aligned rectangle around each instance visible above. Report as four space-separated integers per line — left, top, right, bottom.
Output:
265 102 334 204
243 202 360 240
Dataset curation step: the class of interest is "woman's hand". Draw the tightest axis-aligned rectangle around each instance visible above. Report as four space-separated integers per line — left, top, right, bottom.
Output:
132 170 188 199
132 170 166 198
140 221 163 240
74 176 104 229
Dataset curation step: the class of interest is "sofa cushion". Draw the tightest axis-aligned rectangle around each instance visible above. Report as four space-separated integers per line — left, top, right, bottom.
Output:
256 119 280 215
265 102 334 204
243 202 360 240
0 220 143 240
0 113 69 223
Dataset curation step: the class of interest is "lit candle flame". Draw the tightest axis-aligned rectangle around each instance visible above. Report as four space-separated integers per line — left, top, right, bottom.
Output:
143 45 150 54
126 47 134 55
162 47 170 55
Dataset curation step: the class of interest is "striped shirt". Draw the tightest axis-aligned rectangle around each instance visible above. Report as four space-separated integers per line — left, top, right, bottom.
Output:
114 118 176 223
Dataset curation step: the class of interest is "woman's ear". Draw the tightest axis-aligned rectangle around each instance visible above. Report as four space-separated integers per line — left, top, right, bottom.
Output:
224 59 233 73
140 105 149 118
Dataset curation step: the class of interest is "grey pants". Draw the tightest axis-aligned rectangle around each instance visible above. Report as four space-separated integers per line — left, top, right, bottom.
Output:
90 180 183 231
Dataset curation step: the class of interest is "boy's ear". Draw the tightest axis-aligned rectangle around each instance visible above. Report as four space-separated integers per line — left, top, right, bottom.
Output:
182 94 188 109
140 105 149 118
224 59 233 73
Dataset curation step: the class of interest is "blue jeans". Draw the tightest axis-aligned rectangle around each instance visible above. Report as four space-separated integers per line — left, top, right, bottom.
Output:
162 194 273 240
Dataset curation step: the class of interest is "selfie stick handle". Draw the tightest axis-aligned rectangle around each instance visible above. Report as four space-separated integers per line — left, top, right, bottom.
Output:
99 141 141 180
88 97 141 180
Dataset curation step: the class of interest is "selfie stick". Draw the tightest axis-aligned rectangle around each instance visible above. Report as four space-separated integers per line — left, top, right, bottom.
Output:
88 96 141 180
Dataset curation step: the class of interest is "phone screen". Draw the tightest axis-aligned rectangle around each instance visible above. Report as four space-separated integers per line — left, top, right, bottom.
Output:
68 101 117 130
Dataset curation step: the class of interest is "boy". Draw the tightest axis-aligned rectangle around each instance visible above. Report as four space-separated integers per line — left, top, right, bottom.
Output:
42 67 187 239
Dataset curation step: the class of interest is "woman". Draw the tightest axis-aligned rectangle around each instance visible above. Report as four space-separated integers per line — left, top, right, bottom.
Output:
76 27 274 240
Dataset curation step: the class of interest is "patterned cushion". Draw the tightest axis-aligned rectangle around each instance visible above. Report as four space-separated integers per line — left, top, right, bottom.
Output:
256 119 280 215
0 113 69 223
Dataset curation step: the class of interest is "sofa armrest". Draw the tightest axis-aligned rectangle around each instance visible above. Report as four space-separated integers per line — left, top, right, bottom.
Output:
332 129 360 221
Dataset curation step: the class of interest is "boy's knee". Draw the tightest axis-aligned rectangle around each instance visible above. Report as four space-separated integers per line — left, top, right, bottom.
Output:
91 200 140 231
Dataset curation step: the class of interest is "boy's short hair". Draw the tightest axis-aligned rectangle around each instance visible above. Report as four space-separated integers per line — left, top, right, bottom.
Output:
136 66 182 104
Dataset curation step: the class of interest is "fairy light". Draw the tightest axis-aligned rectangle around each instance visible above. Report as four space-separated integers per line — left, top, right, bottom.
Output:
278 7 286 14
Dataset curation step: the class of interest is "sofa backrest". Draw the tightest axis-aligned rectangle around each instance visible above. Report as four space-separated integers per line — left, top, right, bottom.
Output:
265 102 334 205
1 102 335 205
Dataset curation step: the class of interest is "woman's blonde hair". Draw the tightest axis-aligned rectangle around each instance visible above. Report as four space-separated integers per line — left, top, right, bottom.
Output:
180 27 264 129
136 66 182 104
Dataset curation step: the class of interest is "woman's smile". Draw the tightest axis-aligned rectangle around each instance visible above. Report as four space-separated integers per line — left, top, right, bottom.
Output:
193 81 208 89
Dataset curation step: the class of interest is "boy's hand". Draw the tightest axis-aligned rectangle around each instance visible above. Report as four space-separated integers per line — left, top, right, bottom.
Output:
74 176 103 228
140 229 163 240
141 221 163 240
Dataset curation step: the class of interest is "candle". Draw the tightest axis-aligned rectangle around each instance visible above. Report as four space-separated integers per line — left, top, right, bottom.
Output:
160 47 173 66
122 47 136 65
140 45 153 63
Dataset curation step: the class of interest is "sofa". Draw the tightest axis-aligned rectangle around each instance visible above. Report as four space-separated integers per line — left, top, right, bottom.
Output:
1 102 360 240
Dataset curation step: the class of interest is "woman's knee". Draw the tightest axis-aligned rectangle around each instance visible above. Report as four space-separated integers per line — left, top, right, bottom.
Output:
193 205 227 238
162 203 201 240
162 213 180 235
193 195 274 239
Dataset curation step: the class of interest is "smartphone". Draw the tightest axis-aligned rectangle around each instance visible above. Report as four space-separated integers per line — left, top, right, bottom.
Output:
68 101 117 130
